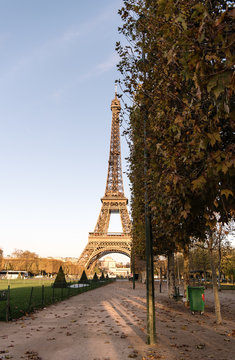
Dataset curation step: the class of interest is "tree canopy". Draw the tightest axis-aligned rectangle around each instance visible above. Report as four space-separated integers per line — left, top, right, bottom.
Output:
116 0 234 257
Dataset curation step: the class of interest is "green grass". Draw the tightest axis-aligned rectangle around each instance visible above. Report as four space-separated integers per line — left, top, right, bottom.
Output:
203 283 235 290
220 285 235 290
0 278 54 290
0 279 114 321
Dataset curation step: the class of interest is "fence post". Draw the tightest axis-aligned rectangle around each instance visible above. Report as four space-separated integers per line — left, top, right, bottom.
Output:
42 285 44 308
160 267 162 293
6 285 10 322
28 287 34 313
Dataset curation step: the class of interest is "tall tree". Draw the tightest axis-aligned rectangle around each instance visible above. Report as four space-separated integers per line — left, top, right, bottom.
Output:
12 249 38 259
117 0 234 323
117 0 234 263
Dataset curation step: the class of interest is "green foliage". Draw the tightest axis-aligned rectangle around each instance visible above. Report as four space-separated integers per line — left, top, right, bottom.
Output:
221 247 235 281
0 278 115 321
117 0 235 257
189 247 211 273
79 270 88 283
93 272 98 281
100 272 105 280
53 266 67 288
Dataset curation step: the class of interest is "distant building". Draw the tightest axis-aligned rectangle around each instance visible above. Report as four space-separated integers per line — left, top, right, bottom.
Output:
52 257 66 262
100 256 130 277
64 257 79 263
49 257 79 263
100 256 116 269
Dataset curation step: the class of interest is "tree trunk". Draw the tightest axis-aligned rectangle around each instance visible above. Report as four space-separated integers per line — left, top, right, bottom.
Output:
183 244 190 306
176 254 181 285
218 236 222 291
203 268 207 289
209 237 222 325
140 270 146 284
160 266 162 293
168 252 175 298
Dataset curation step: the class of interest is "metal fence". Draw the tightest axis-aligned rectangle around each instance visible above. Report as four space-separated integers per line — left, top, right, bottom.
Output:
0 279 115 321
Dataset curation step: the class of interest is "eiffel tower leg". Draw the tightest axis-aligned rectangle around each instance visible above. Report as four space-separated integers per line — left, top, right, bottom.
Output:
89 261 97 273
119 206 131 233
77 245 95 269
94 203 111 233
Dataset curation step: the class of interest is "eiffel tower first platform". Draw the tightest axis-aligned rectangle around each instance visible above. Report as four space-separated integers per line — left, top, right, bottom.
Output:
78 90 132 269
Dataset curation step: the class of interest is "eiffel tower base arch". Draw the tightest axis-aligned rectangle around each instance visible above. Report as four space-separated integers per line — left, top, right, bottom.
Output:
78 233 131 269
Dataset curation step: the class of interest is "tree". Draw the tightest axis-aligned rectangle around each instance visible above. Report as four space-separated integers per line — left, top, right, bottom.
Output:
10 249 39 272
12 249 38 259
208 231 222 324
117 0 234 324
208 222 234 323
190 222 233 324
212 222 234 288
189 246 211 282
53 266 67 288
100 272 105 280
80 270 88 283
221 247 235 283
93 272 98 281
117 0 234 251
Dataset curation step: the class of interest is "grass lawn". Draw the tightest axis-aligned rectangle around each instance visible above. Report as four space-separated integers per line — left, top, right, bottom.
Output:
0 278 54 290
0 279 113 321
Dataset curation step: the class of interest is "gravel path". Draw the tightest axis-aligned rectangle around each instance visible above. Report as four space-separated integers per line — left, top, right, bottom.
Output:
0 281 234 360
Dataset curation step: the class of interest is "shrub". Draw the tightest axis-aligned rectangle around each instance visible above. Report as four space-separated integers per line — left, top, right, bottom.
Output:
53 266 67 288
79 270 89 284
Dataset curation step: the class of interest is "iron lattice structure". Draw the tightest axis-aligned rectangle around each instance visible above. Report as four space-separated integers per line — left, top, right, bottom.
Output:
78 93 132 269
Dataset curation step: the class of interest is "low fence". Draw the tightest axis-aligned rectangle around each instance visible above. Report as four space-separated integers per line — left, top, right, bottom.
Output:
0 279 115 321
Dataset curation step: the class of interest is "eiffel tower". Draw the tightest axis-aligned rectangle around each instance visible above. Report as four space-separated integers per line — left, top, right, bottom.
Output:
78 89 132 269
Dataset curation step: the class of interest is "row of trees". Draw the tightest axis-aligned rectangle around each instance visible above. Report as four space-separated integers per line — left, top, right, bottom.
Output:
154 245 235 283
189 245 235 283
1 249 84 277
116 0 234 326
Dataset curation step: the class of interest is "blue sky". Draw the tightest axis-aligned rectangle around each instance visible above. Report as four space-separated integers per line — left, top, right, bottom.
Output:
0 0 131 261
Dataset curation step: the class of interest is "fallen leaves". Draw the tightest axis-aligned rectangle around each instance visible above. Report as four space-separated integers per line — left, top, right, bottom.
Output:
23 351 41 360
128 350 138 358
227 329 235 337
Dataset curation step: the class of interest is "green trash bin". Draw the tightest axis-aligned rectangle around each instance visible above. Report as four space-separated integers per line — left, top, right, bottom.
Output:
187 286 205 314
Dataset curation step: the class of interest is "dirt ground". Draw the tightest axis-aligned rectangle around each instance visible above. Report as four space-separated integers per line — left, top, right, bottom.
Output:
0 281 234 360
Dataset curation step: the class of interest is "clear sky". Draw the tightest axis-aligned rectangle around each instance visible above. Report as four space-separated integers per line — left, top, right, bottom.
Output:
0 0 131 262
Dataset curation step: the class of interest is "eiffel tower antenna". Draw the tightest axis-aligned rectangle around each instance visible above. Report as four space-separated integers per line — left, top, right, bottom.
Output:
78 90 132 269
